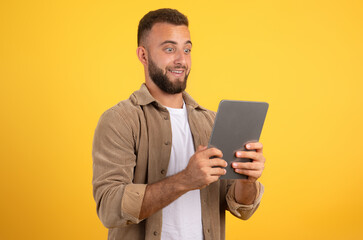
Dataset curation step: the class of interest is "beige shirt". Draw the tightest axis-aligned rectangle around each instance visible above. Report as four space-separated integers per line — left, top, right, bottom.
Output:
92 84 264 240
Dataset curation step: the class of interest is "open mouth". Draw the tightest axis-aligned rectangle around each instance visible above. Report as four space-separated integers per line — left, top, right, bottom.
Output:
168 69 185 76
170 70 183 74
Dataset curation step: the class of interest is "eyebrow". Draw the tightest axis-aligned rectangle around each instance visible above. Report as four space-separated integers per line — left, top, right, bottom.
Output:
159 40 193 46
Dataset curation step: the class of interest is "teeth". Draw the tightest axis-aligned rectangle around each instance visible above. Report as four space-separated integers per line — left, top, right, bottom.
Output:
171 70 183 74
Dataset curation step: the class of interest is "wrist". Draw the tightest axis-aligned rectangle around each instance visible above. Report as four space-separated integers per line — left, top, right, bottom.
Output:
235 180 258 204
238 179 256 185
173 170 192 193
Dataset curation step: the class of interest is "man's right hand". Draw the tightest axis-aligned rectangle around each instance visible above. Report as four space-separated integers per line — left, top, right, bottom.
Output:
139 145 227 220
181 145 227 190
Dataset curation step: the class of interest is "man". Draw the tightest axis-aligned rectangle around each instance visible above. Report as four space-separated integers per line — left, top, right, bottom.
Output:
92 8 265 240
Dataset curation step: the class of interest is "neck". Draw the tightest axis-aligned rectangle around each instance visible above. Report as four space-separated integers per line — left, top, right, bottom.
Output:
145 80 184 109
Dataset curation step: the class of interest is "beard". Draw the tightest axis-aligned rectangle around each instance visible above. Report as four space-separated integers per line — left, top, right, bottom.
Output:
148 56 189 94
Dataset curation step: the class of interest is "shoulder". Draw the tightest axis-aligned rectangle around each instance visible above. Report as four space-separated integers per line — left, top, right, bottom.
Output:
183 91 216 121
204 108 216 119
194 100 216 120
96 98 142 137
109 98 141 120
187 103 216 129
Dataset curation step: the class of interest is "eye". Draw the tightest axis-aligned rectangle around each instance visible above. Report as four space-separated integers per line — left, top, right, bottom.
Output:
184 49 191 54
165 47 174 53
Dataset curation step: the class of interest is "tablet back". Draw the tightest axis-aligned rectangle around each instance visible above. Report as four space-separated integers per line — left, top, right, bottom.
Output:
208 100 269 179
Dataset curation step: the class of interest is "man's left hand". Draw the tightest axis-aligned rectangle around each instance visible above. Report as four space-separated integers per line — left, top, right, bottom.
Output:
231 142 265 183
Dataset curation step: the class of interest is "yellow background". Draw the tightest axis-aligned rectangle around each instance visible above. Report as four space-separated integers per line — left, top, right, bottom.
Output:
1 0 362 239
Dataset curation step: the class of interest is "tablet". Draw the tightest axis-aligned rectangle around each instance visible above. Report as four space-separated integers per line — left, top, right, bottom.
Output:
208 100 269 179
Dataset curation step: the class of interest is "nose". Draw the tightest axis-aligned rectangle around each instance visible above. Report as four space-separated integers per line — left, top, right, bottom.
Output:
174 49 187 66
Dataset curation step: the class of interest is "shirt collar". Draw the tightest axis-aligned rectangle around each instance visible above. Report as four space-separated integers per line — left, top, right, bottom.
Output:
131 83 207 111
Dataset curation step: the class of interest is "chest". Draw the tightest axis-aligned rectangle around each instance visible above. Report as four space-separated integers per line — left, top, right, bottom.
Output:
132 105 214 184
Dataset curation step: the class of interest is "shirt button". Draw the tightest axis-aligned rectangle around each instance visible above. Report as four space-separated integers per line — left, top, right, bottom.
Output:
161 169 166 175
153 231 158 236
164 141 170 145
164 116 169 120
207 229 210 233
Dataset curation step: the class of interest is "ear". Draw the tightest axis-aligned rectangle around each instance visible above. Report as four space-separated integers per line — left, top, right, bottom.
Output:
136 46 148 66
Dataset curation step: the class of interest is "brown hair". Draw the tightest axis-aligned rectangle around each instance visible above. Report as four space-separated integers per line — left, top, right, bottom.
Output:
137 8 189 46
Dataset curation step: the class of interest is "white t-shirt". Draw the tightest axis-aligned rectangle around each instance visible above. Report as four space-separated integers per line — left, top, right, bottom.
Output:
161 102 203 240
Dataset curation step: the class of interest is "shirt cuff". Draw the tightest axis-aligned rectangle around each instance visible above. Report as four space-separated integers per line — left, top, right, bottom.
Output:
226 181 264 219
121 184 147 224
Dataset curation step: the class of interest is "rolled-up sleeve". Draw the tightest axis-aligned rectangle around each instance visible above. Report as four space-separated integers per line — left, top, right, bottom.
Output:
226 181 264 220
92 109 146 228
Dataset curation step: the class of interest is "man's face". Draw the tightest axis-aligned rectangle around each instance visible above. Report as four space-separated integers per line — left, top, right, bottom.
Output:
144 23 192 94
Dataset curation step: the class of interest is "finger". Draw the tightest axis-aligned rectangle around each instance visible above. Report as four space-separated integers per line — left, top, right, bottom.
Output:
204 147 223 158
209 158 227 168
231 162 263 170
210 167 226 176
236 151 265 162
246 142 263 153
234 169 262 179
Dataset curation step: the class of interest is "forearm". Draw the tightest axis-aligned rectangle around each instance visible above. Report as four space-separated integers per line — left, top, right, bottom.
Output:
139 171 189 220
139 146 227 220
234 180 258 205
